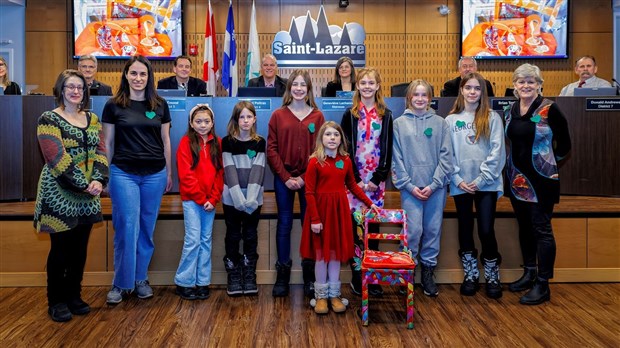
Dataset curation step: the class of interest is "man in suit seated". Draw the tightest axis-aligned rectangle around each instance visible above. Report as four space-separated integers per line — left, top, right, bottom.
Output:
78 55 113 96
157 55 207 96
443 57 494 97
247 54 287 97
559 55 612 96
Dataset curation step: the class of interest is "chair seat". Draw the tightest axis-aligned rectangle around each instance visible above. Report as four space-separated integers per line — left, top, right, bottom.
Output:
362 250 416 269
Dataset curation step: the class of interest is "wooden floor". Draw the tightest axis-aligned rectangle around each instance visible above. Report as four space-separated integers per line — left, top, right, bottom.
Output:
1 283 618 347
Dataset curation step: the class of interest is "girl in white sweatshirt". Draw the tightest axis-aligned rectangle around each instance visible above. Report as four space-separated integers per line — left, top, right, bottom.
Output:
445 72 506 299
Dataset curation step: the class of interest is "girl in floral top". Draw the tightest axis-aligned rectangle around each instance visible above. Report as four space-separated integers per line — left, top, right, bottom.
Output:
340 67 393 296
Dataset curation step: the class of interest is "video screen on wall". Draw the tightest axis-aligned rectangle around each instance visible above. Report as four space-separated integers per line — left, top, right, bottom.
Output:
461 0 569 59
72 0 183 60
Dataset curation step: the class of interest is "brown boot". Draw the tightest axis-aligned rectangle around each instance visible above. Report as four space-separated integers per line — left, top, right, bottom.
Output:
313 283 329 315
328 281 347 313
315 298 329 314
330 297 347 313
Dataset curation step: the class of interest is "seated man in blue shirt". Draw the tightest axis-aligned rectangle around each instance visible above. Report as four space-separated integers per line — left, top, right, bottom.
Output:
559 56 611 96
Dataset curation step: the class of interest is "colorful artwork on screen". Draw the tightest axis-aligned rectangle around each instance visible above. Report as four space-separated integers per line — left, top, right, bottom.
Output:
73 0 183 59
461 0 568 59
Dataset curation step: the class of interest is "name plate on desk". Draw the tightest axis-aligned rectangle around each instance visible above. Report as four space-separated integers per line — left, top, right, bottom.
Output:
322 99 353 111
240 98 272 110
585 98 620 111
491 98 517 111
165 98 187 111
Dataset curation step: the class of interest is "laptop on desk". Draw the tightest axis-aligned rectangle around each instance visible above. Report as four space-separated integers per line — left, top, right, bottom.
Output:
573 87 618 97
237 87 277 97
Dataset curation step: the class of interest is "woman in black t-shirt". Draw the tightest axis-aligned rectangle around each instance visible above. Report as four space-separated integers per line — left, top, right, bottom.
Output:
102 55 172 305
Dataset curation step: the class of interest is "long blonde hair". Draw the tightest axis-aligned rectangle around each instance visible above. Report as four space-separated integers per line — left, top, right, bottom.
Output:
351 67 387 118
310 121 348 165
448 72 492 142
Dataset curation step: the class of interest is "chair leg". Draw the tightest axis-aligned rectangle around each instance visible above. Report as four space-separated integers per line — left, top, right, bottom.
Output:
406 280 415 329
361 270 369 326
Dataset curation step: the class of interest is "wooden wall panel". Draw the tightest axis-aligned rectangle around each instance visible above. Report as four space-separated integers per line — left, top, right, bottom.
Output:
364 0 405 34
587 218 620 268
571 0 613 33
0 221 107 273
554 218 587 268
25 0 67 32
25 32 69 94
24 1 614 99
406 0 449 34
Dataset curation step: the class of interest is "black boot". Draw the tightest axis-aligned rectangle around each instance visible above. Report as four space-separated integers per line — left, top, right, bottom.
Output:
420 264 439 297
519 279 550 305
349 261 361 296
224 257 244 296
509 266 537 292
242 254 258 295
459 250 480 296
301 259 315 298
272 260 292 297
482 256 503 299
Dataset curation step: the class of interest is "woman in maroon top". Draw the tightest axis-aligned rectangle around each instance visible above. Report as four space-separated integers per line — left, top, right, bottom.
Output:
267 70 325 297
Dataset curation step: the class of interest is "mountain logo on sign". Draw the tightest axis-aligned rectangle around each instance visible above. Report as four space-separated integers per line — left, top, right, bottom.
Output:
272 5 366 68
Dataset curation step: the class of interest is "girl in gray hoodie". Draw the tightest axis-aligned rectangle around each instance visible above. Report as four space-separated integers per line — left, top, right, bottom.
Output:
392 79 452 297
445 72 506 299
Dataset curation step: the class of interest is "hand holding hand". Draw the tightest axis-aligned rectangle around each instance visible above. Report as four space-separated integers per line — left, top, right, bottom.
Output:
85 180 103 196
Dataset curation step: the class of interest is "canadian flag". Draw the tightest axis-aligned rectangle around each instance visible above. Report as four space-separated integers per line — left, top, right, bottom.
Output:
203 0 219 96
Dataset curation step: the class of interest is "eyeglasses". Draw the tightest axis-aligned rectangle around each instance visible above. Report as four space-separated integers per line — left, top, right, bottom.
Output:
64 85 84 92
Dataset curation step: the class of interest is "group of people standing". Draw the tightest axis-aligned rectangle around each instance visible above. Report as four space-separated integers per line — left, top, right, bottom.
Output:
34 54 570 323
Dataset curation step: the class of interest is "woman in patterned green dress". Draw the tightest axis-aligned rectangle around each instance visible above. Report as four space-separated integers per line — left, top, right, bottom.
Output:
34 69 109 322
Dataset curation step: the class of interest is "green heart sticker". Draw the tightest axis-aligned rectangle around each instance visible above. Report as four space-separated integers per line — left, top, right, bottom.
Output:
308 123 315 133
247 149 256 159
145 111 156 119
530 115 541 123
424 127 433 136
456 120 466 128
372 122 381 130
335 159 344 169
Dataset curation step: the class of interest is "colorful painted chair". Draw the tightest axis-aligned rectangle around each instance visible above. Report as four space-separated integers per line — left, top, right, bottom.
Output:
360 208 415 329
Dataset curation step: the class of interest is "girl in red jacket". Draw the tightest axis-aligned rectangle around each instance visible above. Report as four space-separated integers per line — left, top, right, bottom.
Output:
174 104 224 301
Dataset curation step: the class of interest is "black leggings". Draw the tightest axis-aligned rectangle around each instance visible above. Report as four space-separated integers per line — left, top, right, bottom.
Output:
454 191 499 259
510 198 556 280
223 204 261 263
47 224 92 306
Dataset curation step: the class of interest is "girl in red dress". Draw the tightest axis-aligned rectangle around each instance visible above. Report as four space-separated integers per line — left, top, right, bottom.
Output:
300 121 379 315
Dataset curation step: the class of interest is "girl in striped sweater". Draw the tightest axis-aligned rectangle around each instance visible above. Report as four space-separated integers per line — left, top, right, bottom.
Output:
221 101 266 296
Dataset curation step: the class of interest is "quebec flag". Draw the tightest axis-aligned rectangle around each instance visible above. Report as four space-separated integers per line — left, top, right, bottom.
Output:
222 0 238 97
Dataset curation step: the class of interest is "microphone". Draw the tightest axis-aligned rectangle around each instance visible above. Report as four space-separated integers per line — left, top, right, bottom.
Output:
612 78 620 95
492 81 496 96
181 82 187 90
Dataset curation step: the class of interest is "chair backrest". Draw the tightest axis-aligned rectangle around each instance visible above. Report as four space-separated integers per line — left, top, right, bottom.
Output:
390 83 410 97
363 209 408 250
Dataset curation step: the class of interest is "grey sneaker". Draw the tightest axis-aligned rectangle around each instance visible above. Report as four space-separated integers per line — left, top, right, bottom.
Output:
135 280 154 299
106 286 125 305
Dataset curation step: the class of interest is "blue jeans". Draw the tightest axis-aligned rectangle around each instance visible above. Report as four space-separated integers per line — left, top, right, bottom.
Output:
274 176 306 264
401 188 447 267
175 200 215 287
109 165 167 290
